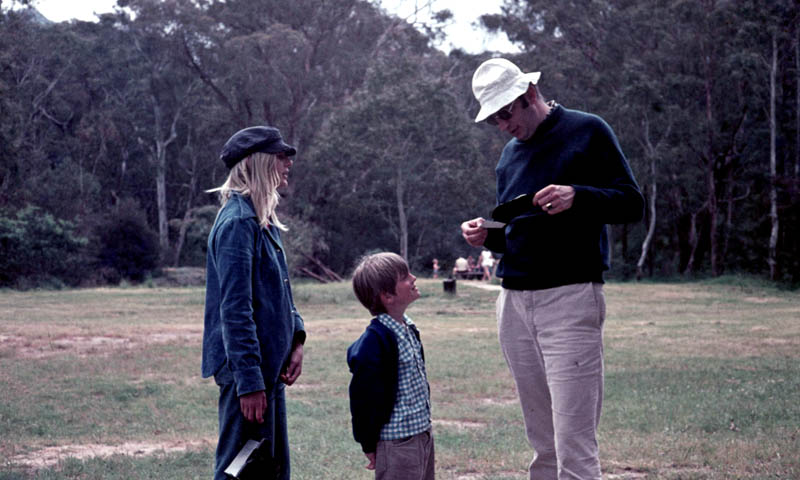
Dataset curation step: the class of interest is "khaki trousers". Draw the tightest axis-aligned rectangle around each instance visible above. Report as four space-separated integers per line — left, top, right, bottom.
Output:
497 283 605 480
375 429 435 480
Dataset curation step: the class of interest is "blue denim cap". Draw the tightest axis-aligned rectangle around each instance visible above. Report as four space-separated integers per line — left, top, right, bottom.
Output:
220 126 296 169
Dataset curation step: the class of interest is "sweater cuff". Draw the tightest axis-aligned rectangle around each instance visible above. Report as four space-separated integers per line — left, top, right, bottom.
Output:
233 365 266 396
361 441 377 454
484 227 506 253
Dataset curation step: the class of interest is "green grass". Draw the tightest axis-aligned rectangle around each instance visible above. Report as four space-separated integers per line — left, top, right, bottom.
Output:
0 278 798 479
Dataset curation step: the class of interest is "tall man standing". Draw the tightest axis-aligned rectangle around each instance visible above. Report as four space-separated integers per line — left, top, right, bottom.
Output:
460 58 644 480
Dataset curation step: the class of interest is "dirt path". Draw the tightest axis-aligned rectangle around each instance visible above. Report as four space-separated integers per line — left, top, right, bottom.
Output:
453 280 501 291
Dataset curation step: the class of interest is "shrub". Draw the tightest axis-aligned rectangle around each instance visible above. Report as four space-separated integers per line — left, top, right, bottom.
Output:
94 199 160 283
0 206 89 288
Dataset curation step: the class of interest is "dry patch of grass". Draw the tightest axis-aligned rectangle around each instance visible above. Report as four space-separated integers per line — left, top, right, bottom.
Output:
0 287 204 327
7 439 213 469
603 282 800 361
434 419 486 430
304 320 365 341
0 328 201 359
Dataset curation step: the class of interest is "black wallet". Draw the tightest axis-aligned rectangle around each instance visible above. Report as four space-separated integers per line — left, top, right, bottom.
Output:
224 438 280 480
492 193 546 223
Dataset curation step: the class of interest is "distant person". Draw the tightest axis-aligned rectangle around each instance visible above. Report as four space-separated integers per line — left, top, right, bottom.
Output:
466 255 477 272
460 58 644 479
432 258 440 279
452 256 468 278
479 249 494 282
202 126 306 480
347 252 434 480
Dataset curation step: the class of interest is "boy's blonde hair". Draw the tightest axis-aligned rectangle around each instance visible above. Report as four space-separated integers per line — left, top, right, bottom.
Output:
352 252 409 316
207 152 287 230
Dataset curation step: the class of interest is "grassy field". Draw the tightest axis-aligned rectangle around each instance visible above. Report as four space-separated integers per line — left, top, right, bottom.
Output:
0 278 798 479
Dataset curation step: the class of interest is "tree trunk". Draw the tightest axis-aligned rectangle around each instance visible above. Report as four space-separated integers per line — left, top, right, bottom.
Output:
636 161 657 280
701 3 719 276
722 167 733 264
395 163 408 262
149 90 181 259
172 209 193 265
302 254 343 282
155 139 169 254
795 27 799 183
172 133 198 266
706 164 718 276
703 98 719 276
299 267 329 283
685 210 699 276
636 114 670 280
768 32 779 280
172 207 193 267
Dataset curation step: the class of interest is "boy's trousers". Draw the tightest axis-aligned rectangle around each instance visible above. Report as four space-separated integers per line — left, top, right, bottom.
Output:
214 366 290 480
375 429 435 480
497 283 605 480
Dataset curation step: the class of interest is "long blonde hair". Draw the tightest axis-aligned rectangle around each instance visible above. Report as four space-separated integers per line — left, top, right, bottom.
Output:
208 152 287 230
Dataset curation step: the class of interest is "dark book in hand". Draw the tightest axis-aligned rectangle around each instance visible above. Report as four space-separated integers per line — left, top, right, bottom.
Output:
224 439 280 480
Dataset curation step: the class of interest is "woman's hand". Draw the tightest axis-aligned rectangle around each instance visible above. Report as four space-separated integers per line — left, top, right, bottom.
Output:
280 342 304 385
240 391 267 423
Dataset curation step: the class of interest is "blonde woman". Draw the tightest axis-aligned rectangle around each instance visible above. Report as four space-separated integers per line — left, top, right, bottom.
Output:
202 126 306 480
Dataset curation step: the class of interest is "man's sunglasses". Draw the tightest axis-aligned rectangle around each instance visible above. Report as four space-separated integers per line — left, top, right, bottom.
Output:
486 95 529 125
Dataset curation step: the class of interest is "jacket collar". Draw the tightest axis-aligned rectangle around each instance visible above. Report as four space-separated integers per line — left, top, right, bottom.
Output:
228 192 284 248
228 192 258 220
234 192 283 249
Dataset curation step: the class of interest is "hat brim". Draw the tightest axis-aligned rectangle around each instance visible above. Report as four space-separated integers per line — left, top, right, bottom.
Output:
258 142 296 157
474 71 541 123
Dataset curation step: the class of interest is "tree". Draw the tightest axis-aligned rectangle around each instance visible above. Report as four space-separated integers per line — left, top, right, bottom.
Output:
299 52 492 273
110 0 203 255
0 11 95 214
184 0 394 147
734 0 799 281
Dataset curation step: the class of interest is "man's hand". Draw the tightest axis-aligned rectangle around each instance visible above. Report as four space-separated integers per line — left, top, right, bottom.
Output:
533 185 575 214
364 452 376 470
461 217 488 247
280 342 304 386
240 391 267 423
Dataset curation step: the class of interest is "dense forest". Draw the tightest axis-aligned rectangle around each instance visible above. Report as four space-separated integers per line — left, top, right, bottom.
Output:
1 0 798 288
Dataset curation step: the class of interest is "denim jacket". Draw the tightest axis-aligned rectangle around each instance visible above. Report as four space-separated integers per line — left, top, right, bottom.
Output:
202 193 305 397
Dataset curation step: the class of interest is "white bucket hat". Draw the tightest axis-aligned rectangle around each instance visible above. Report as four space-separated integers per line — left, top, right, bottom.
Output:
472 58 541 123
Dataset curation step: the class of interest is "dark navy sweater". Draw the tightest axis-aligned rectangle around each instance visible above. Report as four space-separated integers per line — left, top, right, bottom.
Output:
346 318 425 454
485 105 644 290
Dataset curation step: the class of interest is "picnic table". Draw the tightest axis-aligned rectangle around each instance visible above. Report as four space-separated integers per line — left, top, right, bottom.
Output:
454 269 484 280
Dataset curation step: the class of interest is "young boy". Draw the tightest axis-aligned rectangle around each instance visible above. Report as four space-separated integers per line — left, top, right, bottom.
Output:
347 252 434 480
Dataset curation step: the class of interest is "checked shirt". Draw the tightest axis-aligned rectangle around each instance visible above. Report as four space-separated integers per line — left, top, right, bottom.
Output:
376 313 431 440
